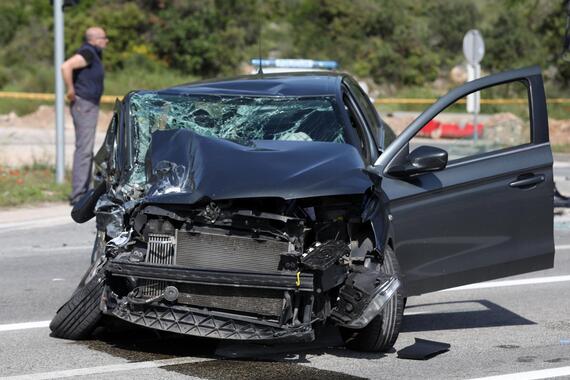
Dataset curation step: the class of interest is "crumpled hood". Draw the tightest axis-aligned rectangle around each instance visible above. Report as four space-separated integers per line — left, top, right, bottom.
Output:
143 129 372 204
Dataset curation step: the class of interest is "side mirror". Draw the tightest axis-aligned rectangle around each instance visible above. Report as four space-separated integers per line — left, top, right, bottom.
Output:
387 145 448 178
71 181 106 223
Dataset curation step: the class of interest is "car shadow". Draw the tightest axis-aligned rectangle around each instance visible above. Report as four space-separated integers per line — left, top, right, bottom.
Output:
401 299 535 332
76 320 383 379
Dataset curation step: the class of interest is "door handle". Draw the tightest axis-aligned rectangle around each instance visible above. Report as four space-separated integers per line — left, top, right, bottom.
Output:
509 174 545 189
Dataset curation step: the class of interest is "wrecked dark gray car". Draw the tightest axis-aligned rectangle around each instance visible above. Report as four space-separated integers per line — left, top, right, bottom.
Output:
50 67 554 352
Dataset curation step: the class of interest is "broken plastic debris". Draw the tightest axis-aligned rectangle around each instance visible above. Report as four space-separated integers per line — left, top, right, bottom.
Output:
94 195 125 238
397 338 450 360
561 339 570 345
108 230 132 248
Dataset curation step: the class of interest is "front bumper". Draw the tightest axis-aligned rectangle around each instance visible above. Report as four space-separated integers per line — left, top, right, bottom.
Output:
110 301 314 341
104 261 316 341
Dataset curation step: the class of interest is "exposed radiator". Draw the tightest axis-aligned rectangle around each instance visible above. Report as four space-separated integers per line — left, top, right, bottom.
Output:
146 234 176 265
175 229 288 273
139 231 288 316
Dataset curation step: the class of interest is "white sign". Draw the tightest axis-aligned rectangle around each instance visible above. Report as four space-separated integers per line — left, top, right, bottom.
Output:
463 30 485 65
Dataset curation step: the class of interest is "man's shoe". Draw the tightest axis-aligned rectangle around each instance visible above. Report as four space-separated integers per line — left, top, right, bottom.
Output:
554 183 570 208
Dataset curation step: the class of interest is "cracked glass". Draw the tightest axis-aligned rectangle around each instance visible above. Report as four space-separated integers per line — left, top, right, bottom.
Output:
124 93 345 190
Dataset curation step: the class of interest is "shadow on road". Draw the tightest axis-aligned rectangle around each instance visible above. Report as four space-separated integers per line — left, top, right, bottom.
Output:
401 299 535 332
76 320 384 379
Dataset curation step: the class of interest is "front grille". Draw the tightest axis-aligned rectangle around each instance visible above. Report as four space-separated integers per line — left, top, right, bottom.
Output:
146 234 175 265
175 229 288 273
136 281 285 316
138 230 290 316
142 234 175 297
176 284 284 316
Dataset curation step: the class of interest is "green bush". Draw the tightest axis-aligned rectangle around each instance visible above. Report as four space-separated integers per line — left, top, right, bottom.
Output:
0 0 568 109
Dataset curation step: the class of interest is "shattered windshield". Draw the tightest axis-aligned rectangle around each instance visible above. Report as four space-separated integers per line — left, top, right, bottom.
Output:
124 92 345 194
129 92 344 144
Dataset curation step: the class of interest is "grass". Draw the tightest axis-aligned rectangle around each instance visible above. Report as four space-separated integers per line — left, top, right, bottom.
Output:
552 144 570 153
0 99 49 116
105 66 196 95
0 164 71 208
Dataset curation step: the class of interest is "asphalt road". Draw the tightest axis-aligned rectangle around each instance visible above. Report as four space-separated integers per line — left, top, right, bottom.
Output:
0 213 569 380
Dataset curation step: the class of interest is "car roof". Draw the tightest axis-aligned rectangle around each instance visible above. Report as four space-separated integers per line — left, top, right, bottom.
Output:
154 72 345 97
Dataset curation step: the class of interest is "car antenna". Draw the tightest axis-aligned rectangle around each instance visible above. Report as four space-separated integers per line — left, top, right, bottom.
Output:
256 8 263 75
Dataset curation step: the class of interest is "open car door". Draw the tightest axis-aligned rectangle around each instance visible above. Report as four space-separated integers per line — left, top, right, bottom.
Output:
375 66 554 296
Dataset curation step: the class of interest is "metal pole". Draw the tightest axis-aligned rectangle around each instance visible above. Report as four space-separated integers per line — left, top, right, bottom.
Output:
53 0 65 184
473 63 480 144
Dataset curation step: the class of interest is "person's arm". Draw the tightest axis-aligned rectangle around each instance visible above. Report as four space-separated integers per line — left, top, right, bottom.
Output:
61 54 88 102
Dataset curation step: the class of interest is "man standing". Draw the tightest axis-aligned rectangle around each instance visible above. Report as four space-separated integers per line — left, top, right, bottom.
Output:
61 26 108 205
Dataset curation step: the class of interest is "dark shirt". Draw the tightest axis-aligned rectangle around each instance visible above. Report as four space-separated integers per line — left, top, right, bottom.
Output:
73 43 104 104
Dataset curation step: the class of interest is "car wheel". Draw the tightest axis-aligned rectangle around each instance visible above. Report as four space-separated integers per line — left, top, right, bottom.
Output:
340 245 404 352
49 257 106 340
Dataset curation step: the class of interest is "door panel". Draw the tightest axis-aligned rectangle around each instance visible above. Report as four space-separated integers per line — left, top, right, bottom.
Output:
377 66 554 295
384 143 553 295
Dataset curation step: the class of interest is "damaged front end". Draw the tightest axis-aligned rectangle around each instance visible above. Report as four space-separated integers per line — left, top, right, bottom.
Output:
101 196 399 342
82 91 400 343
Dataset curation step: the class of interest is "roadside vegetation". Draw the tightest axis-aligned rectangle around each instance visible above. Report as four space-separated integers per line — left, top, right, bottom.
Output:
0 0 567 99
0 164 70 207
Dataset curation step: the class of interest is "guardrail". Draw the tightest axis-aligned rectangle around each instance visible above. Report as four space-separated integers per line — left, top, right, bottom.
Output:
0 92 119 104
1 91 570 106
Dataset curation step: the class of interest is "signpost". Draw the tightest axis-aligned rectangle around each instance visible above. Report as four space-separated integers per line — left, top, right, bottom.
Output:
53 0 65 184
463 29 484 143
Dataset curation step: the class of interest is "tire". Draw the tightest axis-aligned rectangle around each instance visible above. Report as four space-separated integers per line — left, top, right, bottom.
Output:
49 259 106 340
340 245 404 352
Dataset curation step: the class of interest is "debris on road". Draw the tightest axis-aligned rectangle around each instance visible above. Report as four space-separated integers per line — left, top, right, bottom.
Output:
397 338 450 360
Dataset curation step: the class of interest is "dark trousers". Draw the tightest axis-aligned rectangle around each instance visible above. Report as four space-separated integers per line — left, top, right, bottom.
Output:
70 96 99 202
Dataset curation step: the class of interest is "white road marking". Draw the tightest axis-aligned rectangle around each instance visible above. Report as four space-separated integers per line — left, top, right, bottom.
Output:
0 321 50 332
7 245 93 253
554 161 570 168
0 245 92 259
0 217 73 234
3 357 210 380
435 244 570 292
442 275 570 292
403 310 431 316
469 365 570 380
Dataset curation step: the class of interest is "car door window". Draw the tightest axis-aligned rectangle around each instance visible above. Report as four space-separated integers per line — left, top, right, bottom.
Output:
344 80 380 137
342 93 372 163
408 80 531 163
